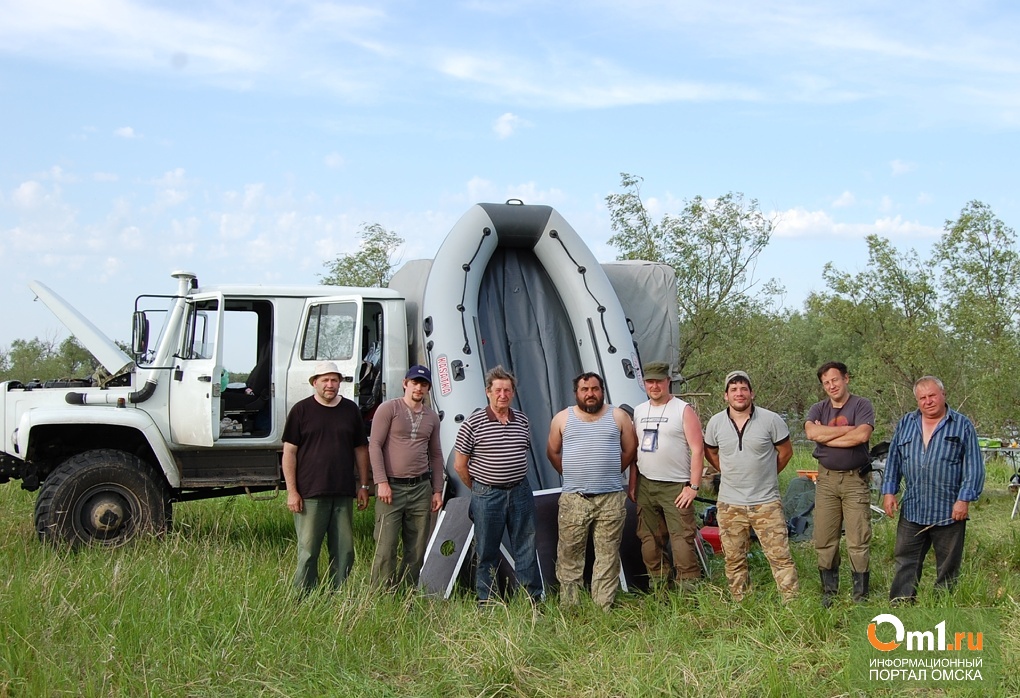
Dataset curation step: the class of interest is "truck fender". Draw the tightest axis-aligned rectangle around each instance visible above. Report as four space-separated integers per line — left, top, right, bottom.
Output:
17 407 181 488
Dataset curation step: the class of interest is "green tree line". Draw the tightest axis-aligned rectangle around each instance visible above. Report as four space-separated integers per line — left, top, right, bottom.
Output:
4 184 1017 442
607 174 1019 441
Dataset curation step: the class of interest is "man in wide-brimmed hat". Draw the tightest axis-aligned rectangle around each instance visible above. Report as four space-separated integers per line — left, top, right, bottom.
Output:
283 361 370 593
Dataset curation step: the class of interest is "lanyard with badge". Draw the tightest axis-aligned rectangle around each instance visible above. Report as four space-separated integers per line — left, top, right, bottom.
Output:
641 403 670 452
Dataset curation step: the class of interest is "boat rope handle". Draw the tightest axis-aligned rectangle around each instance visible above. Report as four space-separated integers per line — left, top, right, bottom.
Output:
457 227 493 355
548 230 617 354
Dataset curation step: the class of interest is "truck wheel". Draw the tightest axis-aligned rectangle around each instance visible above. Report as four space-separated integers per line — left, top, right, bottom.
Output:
34 449 170 548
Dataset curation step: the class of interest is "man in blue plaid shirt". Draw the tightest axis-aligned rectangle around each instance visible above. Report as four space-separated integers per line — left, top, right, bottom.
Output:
882 376 985 603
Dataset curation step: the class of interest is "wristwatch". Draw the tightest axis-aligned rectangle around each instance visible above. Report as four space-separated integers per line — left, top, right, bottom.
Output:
360 485 371 490
688 484 699 491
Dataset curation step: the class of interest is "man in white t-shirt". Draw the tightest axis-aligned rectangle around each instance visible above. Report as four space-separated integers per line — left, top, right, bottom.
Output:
628 361 704 590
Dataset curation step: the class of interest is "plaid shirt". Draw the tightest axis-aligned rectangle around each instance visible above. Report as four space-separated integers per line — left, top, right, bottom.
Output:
882 407 985 526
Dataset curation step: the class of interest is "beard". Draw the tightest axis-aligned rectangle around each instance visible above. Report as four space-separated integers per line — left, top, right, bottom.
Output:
578 396 605 414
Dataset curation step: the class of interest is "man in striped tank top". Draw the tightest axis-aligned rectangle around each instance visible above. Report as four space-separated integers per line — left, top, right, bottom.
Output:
547 372 638 611
453 366 543 605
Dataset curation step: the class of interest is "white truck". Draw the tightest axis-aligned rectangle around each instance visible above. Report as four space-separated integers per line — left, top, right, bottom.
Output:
0 202 678 550
0 270 411 547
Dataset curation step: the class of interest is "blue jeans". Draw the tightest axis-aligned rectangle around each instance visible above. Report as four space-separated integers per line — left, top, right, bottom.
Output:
470 480 542 602
889 517 967 602
293 496 355 592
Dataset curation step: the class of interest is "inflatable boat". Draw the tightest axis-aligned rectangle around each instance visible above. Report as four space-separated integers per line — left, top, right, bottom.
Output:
408 201 652 495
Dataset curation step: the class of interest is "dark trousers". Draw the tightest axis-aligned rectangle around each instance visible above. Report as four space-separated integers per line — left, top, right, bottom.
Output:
889 516 967 602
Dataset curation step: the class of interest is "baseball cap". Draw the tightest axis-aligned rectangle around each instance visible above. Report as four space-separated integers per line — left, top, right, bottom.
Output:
724 370 752 392
405 365 432 384
309 360 343 385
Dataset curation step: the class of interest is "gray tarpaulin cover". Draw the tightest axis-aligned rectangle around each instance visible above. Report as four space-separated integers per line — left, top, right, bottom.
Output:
602 261 680 378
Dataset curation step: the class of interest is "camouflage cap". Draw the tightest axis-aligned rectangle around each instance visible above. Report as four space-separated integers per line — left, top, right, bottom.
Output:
642 362 671 380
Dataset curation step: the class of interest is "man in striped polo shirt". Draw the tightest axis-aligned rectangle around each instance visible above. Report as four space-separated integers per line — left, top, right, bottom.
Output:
882 376 984 603
547 372 638 611
453 365 542 604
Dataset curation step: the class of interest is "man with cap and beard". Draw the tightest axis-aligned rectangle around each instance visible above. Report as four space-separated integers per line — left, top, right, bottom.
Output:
369 365 445 588
629 361 705 591
283 361 370 593
704 370 799 602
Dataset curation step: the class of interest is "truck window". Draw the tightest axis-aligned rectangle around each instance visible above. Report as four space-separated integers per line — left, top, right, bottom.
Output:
182 300 218 360
301 302 357 361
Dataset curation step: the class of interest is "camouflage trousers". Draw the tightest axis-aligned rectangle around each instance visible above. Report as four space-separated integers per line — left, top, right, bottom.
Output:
717 499 799 602
556 490 626 610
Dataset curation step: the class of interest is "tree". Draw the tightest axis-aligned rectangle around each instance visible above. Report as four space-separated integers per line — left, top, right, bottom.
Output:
933 201 1020 432
606 173 782 393
0 336 99 383
320 223 404 288
807 235 951 437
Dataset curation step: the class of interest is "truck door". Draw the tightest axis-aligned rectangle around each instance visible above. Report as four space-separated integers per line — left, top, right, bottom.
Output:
287 297 363 409
169 292 224 446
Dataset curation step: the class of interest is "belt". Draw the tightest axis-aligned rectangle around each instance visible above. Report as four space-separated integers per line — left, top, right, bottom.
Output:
478 480 523 490
572 491 618 499
388 473 431 485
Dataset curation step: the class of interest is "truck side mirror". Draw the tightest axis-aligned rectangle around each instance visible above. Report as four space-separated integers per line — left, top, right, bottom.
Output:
132 311 149 356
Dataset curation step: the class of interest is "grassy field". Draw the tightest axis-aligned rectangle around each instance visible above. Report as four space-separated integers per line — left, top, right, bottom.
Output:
2 453 1018 697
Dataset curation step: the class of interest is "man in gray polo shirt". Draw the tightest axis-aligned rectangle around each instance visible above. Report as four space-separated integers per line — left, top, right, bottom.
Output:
704 370 799 602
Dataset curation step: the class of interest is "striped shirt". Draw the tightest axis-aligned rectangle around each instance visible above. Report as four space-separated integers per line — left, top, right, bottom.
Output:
881 407 985 526
454 406 531 486
560 407 624 494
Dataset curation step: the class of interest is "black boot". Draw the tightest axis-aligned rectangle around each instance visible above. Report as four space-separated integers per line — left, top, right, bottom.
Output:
852 571 870 603
820 568 839 608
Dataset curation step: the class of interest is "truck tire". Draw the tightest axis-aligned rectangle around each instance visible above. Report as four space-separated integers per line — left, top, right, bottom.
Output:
34 449 171 548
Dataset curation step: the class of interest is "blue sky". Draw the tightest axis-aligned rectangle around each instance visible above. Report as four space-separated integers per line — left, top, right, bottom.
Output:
2 0 1018 350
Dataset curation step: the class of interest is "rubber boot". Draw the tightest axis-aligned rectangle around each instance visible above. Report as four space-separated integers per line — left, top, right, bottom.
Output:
852 571 870 603
820 568 839 608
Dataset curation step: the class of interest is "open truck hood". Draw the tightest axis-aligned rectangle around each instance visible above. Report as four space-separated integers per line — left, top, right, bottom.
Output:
29 281 135 376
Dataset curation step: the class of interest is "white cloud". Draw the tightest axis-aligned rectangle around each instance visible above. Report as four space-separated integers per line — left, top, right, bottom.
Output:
493 112 529 139
890 159 916 175
11 181 47 209
114 126 138 139
150 168 190 210
879 195 893 212
832 191 855 208
465 176 497 204
917 192 933 205
324 152 345 169
773 207 939 239
92 172 119 182
437 50 761 108
504 182 565 205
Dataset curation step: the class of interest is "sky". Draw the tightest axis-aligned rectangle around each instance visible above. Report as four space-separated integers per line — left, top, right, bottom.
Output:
2 0 1019 353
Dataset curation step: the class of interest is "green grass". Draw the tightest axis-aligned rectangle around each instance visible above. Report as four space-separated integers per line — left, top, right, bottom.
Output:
2 453 1018 697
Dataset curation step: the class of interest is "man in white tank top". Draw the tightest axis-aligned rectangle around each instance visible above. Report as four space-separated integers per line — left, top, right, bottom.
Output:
629 361 705 590
547 372 638 611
